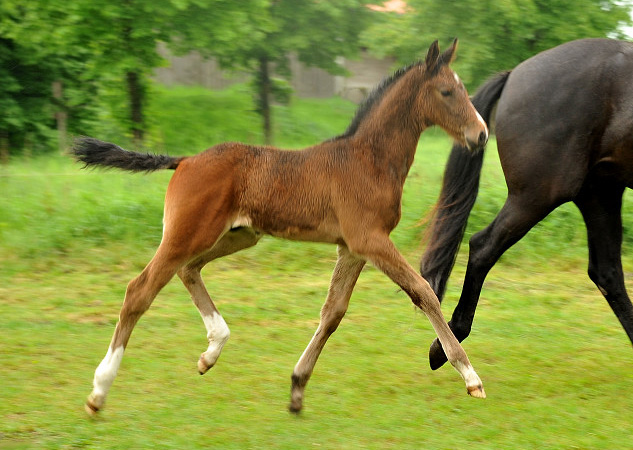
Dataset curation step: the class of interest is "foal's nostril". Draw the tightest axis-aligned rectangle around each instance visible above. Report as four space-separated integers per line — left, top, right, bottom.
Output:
478 130 488 146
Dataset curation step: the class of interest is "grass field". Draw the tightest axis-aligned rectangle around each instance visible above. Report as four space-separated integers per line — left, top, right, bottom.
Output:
1 86 633 449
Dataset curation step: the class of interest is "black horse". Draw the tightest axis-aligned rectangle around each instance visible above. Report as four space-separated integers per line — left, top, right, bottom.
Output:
421 38 633 369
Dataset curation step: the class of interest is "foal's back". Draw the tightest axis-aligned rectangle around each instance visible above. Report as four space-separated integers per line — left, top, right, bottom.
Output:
167 139 371 244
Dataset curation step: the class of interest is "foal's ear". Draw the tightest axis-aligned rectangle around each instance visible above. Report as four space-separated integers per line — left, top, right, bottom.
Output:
425 40 440 71
440 38 459 65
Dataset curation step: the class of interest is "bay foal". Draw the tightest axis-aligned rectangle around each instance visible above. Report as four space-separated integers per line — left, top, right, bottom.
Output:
73 40 488 415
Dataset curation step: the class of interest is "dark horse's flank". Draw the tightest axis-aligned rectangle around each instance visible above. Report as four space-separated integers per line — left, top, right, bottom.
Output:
72 40 488 415
421 38 633 369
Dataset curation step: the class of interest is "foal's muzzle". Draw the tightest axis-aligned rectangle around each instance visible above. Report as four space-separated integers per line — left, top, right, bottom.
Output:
466 130 488 151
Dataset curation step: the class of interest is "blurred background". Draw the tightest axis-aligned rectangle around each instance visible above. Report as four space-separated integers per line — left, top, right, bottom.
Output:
1 0 632 158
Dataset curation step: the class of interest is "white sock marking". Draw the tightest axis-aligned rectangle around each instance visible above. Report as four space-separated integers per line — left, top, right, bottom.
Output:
92 346 124 398
454 360 481 389
200 312 230 366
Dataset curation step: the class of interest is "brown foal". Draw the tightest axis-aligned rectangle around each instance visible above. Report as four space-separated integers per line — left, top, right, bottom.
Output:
73 39 488 415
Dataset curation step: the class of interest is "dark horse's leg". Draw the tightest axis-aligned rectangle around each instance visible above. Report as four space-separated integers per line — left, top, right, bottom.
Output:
429 194 557 369
575 181 633 344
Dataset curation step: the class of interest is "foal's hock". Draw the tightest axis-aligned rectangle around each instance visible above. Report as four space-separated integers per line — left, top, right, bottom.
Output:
73 39 488 416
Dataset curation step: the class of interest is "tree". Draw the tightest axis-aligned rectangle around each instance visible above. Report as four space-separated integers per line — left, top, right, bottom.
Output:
0 1 101 158
63 0 266 146
191 0 372 145
363 0 633 89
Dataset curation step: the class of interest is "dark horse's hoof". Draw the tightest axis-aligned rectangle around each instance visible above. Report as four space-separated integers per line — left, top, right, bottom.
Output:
429 337 449 370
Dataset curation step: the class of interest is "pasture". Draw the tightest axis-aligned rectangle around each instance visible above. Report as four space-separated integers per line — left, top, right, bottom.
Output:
1 86 633 449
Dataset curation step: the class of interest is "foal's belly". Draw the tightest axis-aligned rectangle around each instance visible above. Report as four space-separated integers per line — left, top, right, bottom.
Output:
232 213 342 244
266 227 341 244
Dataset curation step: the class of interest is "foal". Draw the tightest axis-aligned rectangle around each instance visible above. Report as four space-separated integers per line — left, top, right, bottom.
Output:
73 39 488 415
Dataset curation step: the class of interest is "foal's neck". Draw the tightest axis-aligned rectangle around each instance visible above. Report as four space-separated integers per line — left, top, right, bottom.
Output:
355 73 426 183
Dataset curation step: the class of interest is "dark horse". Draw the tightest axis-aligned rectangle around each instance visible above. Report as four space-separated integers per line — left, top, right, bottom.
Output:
421 38 633 369
72 40 488 415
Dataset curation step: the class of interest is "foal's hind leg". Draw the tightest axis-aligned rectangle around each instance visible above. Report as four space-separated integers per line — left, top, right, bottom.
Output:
289 245 365 413
348 234 485 398
178 228 261 374
86 198 233 414
575 183 633 345
86 244 191 415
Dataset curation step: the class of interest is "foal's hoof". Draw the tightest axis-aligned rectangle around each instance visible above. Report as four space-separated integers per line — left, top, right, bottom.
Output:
288 400 303 415
467 384 486 399
198 353 219 375
198 356 212 375
429 337 449 370
85 395 102 417
85 402 99 417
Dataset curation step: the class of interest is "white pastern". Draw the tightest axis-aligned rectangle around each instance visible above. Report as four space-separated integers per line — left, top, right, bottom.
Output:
454 361 486 398
200 312 230 367
453 360 482 390
92 346 124 398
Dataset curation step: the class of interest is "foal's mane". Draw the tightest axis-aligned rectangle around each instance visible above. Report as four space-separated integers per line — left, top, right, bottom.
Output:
333 61 423 141
332 45 454 142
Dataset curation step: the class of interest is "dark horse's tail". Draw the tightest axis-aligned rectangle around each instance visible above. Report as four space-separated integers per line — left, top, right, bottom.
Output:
420 71 511 300
72 137 184 172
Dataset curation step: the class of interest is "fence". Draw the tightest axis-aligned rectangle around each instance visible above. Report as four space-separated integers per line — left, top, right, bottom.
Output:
154 44 396 103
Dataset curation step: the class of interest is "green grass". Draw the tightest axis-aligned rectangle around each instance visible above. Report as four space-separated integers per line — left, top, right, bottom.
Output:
145 84 358 152
2 86 633 449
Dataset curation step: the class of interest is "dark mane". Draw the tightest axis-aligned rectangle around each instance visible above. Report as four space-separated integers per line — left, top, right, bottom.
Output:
332 61 423 140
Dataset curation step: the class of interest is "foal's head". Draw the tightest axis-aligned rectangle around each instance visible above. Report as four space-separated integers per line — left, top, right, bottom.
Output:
418 40 488 151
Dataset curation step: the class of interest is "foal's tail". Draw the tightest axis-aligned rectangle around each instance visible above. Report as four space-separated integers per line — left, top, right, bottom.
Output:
420 71 511 301
72 137 185 172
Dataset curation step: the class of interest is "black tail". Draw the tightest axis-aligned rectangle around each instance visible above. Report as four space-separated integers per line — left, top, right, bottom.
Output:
420 71 511 300
71 137 184 173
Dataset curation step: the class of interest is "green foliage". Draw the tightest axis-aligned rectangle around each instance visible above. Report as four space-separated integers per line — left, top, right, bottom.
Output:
0 4 55 153
207 0 372 144
363 0 633 88
225 0 372 75
62 0 267 141
6 0 630 154
0 1 114 154
0 0 268 153
251 76 294 116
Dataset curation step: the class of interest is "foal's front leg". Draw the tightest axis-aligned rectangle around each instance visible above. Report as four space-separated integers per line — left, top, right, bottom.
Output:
290 245 365 413
350 234 485 398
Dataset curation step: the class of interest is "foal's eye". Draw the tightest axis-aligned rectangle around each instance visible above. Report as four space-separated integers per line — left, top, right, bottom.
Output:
440 89 452 97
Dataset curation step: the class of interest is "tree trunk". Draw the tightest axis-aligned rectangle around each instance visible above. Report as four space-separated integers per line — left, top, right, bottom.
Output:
258 56 272 146
52 80 67 154
0 131 8 164
126 71 144 146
